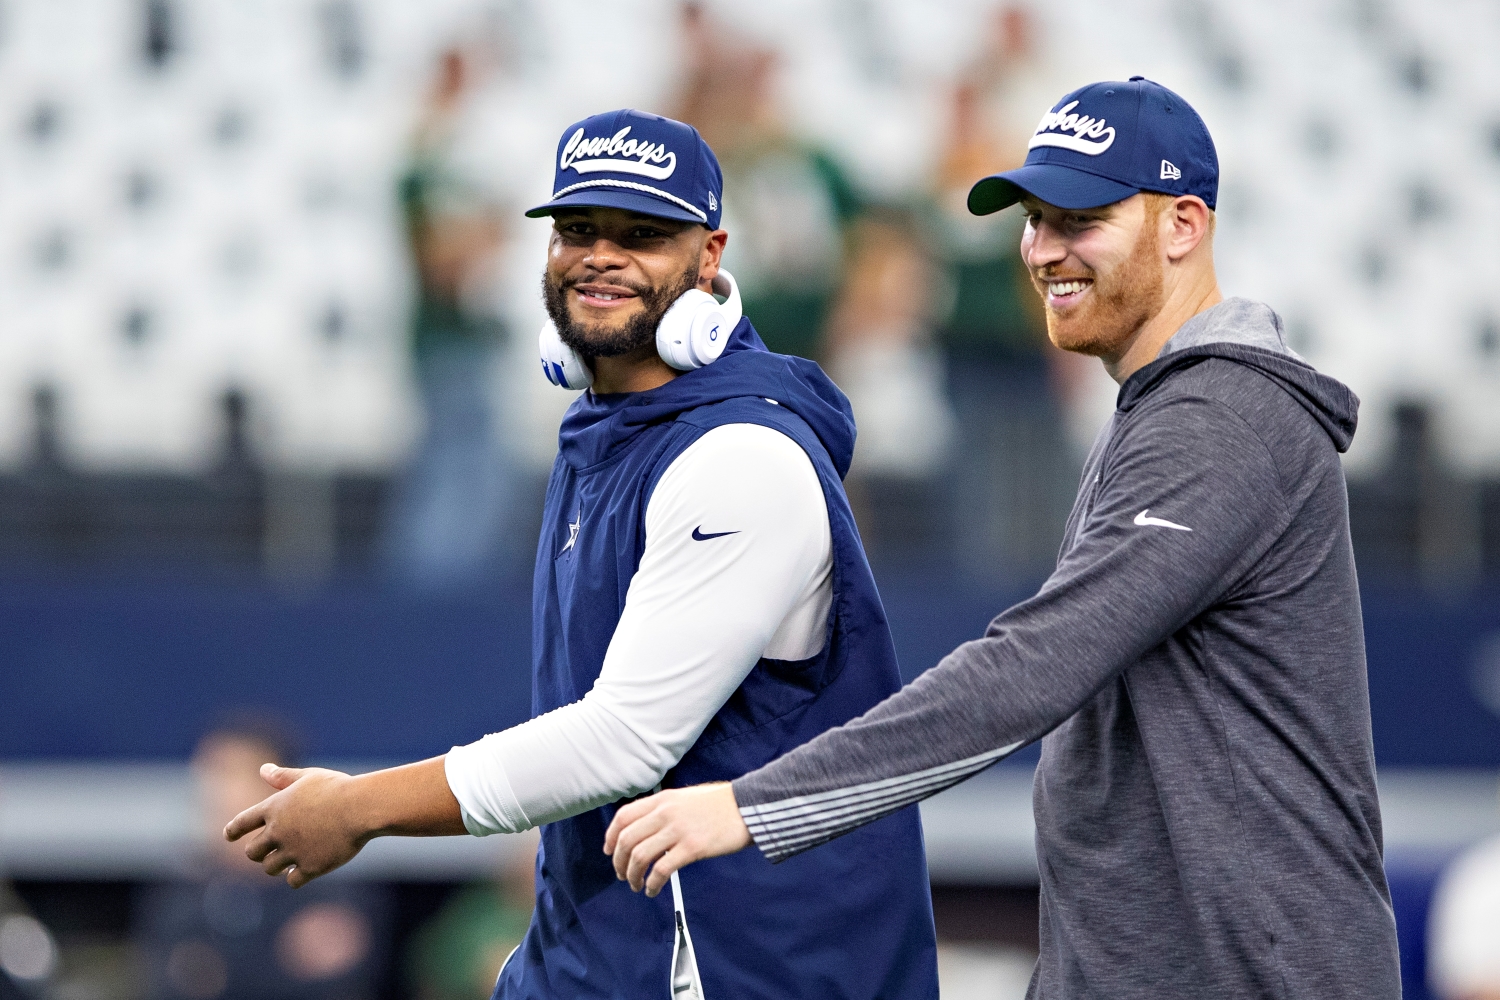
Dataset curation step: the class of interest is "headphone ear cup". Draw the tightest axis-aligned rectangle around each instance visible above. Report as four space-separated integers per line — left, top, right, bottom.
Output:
686 301 731 367
657 289 730 371
538 322 593 390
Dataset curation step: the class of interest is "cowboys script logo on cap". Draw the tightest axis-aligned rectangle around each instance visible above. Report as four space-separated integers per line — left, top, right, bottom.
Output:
560 126 676 180
1028 100 1115 156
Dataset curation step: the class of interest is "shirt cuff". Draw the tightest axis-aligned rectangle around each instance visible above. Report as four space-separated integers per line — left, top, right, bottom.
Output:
738 801 800 864
444 737 532 837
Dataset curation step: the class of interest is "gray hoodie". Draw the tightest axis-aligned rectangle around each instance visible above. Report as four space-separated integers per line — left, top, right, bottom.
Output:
732 299 1401 999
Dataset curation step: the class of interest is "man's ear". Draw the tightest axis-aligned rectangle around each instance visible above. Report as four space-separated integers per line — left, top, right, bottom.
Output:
699 229 728 288
1164 196 1213 262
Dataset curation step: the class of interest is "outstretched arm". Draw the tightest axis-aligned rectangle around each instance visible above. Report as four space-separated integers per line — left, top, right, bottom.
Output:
224 757 465 888
607 396 1291 884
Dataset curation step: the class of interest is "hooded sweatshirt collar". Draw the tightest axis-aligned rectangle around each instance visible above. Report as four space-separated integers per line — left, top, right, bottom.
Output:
1118 297 1360 453
1158 297 1302 361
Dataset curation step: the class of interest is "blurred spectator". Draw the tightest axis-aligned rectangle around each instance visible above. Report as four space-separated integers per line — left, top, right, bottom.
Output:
929 99 1039 362
134 718 390 1000
674 2 862 360
405 831 539 1000
824 208 956 556
381 46 519 585
926 4 1081 577
928 6 1055 364
1428 785 1500 1000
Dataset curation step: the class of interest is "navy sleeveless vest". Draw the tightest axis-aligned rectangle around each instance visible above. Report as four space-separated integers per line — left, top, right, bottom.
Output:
495 321 938 1000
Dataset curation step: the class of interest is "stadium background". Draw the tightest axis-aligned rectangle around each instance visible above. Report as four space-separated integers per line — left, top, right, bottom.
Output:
1 0 1498 997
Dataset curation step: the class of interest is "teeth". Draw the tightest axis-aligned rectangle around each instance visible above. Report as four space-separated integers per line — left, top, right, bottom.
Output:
1048 280 1089 296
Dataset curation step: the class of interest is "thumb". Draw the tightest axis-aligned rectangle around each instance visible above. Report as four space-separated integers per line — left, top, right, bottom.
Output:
260 762 303 790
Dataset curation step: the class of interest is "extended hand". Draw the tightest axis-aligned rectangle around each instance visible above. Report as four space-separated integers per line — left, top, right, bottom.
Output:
224 764 370 888
603 783 752 897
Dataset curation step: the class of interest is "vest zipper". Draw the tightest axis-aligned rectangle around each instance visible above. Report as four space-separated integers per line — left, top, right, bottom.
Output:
668 870 706 998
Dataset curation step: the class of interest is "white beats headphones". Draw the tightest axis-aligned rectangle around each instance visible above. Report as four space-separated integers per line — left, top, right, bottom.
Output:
539 269 742 391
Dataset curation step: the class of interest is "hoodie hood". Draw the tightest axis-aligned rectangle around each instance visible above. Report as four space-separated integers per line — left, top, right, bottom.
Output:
557 318 858 475
1118 298 1360 453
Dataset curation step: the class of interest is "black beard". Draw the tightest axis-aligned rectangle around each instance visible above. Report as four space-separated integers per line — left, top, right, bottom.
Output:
542 264 701 359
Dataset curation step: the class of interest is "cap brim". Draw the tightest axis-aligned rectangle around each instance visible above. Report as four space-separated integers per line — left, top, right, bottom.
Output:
525 186 707 226
967 164 1141 215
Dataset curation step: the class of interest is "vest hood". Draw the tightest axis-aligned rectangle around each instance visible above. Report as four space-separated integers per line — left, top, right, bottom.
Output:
556 318 859 475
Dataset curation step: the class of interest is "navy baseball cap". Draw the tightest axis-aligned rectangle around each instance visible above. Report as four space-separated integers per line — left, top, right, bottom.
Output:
526 109 724 229
968 77 1218 215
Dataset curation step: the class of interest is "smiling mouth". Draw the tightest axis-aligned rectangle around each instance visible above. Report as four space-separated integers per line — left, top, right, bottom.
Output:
574 286 639 309
1044 278 1093 308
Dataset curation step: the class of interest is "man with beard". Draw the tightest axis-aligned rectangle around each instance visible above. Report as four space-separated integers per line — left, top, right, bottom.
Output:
223 109 940 999
607 79 1403 999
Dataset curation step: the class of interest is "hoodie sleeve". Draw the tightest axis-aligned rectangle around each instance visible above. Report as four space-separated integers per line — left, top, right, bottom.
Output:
445 423 832 834
733 394 1294 861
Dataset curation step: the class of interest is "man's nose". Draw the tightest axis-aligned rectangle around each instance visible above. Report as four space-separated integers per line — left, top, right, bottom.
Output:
1022 220 1069 272
583 238 628 270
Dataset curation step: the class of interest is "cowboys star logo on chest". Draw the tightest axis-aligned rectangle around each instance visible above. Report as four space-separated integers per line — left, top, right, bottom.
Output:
562 508 581 553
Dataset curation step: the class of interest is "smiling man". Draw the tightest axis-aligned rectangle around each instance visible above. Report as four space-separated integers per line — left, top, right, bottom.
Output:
224 109 939 1000
607 79 1403 999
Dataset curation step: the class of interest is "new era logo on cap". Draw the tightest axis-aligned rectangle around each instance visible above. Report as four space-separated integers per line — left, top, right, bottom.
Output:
968 76 1218 215
526 109 724 229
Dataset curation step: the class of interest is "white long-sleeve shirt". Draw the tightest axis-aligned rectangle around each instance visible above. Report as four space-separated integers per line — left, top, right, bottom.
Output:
444 422 833 835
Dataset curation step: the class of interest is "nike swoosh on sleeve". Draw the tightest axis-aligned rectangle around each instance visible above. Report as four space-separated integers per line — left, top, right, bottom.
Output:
1133 509 1193 531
